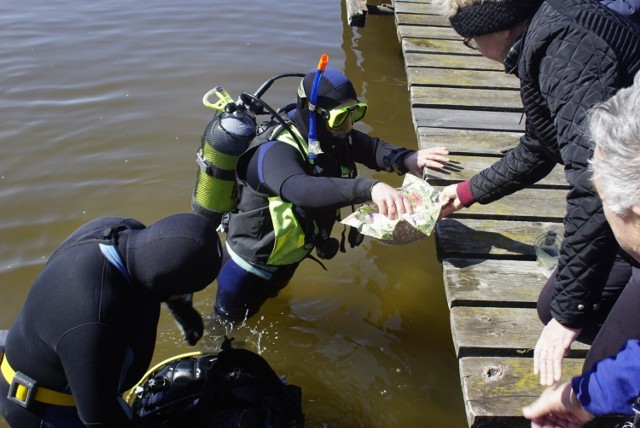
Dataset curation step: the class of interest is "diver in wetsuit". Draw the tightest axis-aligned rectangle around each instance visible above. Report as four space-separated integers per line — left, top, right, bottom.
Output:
0 213 222 427
215 67 450 322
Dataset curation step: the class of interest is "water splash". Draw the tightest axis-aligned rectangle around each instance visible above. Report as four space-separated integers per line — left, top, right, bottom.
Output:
198 313 278 355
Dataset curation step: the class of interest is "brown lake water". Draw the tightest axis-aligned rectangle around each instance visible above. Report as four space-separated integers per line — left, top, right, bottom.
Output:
0 1 467 426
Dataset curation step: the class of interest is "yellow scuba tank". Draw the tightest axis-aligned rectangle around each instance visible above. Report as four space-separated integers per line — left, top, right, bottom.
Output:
192 87 257 227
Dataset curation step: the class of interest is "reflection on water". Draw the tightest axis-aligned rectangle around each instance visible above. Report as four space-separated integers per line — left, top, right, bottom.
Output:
0 1 466 426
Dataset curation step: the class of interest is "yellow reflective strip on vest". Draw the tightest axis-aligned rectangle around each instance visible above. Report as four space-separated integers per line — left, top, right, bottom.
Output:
267 196 313 265
271 124 308 158
1 355 76 407
261 124 314 265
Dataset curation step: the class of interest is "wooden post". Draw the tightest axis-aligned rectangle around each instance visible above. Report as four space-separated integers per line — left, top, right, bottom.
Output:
346 0 368 27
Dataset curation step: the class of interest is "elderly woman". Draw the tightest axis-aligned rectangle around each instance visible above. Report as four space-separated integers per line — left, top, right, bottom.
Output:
522 72 640 426
433 0 640 388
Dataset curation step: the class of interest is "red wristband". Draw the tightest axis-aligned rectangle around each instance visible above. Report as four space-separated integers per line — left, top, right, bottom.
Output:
457 181 476 207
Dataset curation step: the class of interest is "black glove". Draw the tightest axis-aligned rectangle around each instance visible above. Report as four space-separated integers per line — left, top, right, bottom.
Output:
166 294 204 346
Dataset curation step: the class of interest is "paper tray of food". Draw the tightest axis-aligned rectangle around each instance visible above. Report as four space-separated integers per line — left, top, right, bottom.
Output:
341 174 442 246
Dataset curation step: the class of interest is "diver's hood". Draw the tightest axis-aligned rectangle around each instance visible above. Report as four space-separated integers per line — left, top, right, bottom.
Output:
297 66 358 111
120 213 222 300
292 66 359 147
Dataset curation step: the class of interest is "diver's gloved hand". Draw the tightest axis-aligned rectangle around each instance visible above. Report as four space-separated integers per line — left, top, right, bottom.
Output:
166 294 204 346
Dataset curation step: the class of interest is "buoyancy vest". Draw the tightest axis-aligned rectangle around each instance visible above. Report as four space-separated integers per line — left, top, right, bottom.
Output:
225 120 354 267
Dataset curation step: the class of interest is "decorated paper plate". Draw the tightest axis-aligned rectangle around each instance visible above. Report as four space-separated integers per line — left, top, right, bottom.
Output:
341 174 442 246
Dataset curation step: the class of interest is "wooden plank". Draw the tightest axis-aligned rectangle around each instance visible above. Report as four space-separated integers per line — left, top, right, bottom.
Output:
432 188 566 221
443 259 555 308
450 307 589 358
396 13 451 27
426 155 566 187
403 37 480 55
404 52 504 71
408 67 520 89
414 109 525 132
435 218 563 260
418 128 522 156
458 357 627 428
412 86 523 111
394 1 440 15
397 25 460 41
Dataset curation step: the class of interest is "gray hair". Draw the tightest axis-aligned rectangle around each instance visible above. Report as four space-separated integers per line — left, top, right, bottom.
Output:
432 0 490 17
589 71 640 217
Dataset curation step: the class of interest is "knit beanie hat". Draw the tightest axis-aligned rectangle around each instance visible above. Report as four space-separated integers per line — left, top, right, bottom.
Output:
436 0 543 38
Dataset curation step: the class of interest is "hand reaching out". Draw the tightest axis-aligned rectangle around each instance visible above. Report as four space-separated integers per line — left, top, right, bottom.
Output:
166 294 204 346
534 319 581 386
404 146 450 176
522 381 594 428
438 183 464 219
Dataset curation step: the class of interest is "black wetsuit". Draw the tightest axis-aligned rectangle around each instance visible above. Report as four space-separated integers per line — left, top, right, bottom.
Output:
0 214 221 427
216 107 415 321
245 128 394 209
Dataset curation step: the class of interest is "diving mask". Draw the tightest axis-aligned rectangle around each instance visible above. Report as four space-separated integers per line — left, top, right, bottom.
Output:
318 102 368 129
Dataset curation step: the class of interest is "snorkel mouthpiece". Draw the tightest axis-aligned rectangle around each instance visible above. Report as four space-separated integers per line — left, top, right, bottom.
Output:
308 54 329 162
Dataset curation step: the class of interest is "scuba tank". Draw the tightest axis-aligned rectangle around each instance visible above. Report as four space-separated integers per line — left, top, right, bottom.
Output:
192 87 256 227
191 75 305 228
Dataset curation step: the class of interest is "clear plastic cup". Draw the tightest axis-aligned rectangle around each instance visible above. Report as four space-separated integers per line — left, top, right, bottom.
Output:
535 230 561 271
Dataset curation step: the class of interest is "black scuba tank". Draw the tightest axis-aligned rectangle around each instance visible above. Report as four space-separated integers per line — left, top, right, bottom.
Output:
191 74 306 228
191 87 256 227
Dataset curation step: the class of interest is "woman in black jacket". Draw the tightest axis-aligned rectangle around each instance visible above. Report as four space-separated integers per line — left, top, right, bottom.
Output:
434 0 640 387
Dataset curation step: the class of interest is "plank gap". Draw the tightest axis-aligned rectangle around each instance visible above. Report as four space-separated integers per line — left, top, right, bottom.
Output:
412 103 524 113
457 347 587 359
448 213 565 223
450 300 538 309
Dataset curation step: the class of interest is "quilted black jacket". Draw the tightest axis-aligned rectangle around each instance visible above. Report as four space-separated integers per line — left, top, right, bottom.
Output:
467 0 640 327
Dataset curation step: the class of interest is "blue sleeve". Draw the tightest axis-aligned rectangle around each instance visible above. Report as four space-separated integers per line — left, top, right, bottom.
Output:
572 339 640 416
600 0 640 17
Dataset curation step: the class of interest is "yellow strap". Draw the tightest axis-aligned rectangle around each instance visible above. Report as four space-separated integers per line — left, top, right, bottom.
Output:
1 355 75 407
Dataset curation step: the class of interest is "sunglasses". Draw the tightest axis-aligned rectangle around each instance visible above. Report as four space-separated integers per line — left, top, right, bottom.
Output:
317 102 368 129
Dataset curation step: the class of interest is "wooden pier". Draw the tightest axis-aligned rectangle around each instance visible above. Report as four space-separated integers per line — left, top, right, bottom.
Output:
392 1 623 426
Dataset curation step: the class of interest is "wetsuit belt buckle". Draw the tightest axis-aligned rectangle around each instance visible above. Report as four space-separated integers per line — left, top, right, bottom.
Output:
7 371 37 409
